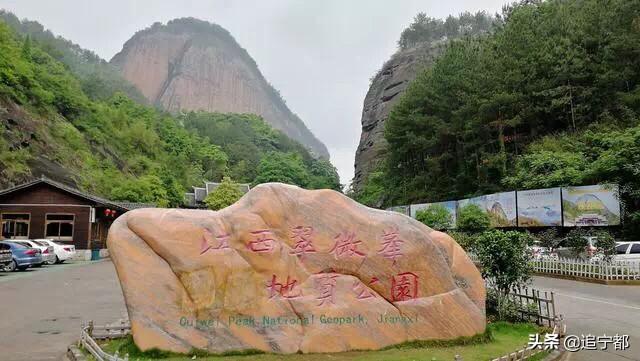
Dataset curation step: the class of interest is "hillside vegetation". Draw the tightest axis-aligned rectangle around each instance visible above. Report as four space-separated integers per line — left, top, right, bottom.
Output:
356 0 640 237
0 18 339 206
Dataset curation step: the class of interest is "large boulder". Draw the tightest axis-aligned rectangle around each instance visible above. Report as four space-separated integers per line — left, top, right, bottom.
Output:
107 183 485 354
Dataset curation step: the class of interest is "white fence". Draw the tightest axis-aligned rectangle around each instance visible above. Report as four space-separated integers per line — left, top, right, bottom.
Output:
469 253 640 281
531 257 640 281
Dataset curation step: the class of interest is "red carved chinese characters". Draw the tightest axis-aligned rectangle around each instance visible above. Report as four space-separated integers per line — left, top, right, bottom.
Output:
315 273 338 306
289 226 316 257
377 228 404 265
200 229 230 255
247 229 276 253
329 231 366 259
391 272 419 301
266 275 302 299
353 277 379 299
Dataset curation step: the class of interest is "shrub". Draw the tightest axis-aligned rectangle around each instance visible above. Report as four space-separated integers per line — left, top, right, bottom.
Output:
447 230 477 251
475 230 532 320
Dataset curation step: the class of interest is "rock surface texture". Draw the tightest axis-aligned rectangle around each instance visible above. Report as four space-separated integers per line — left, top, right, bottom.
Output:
108 183 485 354
111 18 328 158
353 43 442 192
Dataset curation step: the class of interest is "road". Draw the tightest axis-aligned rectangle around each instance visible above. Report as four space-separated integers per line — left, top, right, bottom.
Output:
532 276 640 361
0 260 127 361
1 261 639 361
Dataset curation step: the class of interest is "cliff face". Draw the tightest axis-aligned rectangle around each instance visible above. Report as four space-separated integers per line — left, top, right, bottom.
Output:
111 18 329 158
353 43 441 191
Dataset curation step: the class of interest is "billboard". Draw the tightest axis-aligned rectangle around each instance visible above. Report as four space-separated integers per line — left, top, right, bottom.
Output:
386 205 411 217
562 185 621 226
485 192 517 227
410 201 457 229
517 188 562 227
458 193 517 227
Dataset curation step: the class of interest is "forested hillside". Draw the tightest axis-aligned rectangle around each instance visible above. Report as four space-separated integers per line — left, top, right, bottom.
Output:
0 18 339 206
356 0 640 237
0 11 146 104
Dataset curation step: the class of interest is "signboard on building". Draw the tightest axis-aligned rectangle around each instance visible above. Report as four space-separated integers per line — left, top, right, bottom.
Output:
517 188 562 227
562 184 621 227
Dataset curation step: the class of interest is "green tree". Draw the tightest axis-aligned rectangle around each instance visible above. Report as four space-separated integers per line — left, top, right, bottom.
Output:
565 228 589 258
253 152 310 187
354 171 387 208
457 204 491 231
474 230 533 320
416 204 453 230
534 228 559 250
110 175 170 207
593 230 616 261
204 176 244 211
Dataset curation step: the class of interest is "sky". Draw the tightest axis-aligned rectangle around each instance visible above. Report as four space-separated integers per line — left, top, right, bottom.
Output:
0 0 509 186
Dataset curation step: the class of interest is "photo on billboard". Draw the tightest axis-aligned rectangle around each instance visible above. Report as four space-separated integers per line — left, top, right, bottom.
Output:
562 184 621 227
410 201 457 229
485 191 517 227
457 196 487 223
386 205 411 217
517 188 562 227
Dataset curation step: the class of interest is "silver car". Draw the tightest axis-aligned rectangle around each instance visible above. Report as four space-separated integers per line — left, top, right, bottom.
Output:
17 240 56 265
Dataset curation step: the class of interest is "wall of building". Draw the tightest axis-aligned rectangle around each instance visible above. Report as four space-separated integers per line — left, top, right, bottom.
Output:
0 204 91 249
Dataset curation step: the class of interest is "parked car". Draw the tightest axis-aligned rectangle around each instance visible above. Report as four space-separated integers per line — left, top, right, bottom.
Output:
20 240 56 265
0 241 42 271
33 239 76 263
614 242 640 263
0 243 12 269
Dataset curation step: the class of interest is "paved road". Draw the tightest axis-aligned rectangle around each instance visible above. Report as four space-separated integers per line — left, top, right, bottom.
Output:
2 262 639 360
532 276 640 361
0 260 127 361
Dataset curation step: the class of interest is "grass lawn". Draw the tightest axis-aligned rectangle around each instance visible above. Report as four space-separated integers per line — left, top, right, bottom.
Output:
92 322 548 361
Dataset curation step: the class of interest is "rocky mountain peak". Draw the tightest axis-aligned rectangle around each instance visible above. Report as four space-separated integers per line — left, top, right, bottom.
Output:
111 18 329 158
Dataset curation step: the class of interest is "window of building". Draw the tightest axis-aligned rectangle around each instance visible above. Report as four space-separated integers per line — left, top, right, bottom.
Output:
1 213 30 239
45 214 74 241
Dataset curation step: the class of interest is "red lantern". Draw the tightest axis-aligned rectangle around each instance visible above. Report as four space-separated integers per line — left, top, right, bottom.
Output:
112 211 117 217
104 209 111 217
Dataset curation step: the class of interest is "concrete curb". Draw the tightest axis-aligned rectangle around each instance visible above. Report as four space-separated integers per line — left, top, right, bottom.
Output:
66 344 86 361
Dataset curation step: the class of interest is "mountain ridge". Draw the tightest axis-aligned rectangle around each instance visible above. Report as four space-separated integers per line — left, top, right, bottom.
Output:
111 17 329 158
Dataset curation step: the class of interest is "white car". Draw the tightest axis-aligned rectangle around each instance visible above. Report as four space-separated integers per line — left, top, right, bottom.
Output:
614 242 640 263
33 239 76 263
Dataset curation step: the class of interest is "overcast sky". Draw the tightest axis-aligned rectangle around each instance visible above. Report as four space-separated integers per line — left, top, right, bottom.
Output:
0 0 508 185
